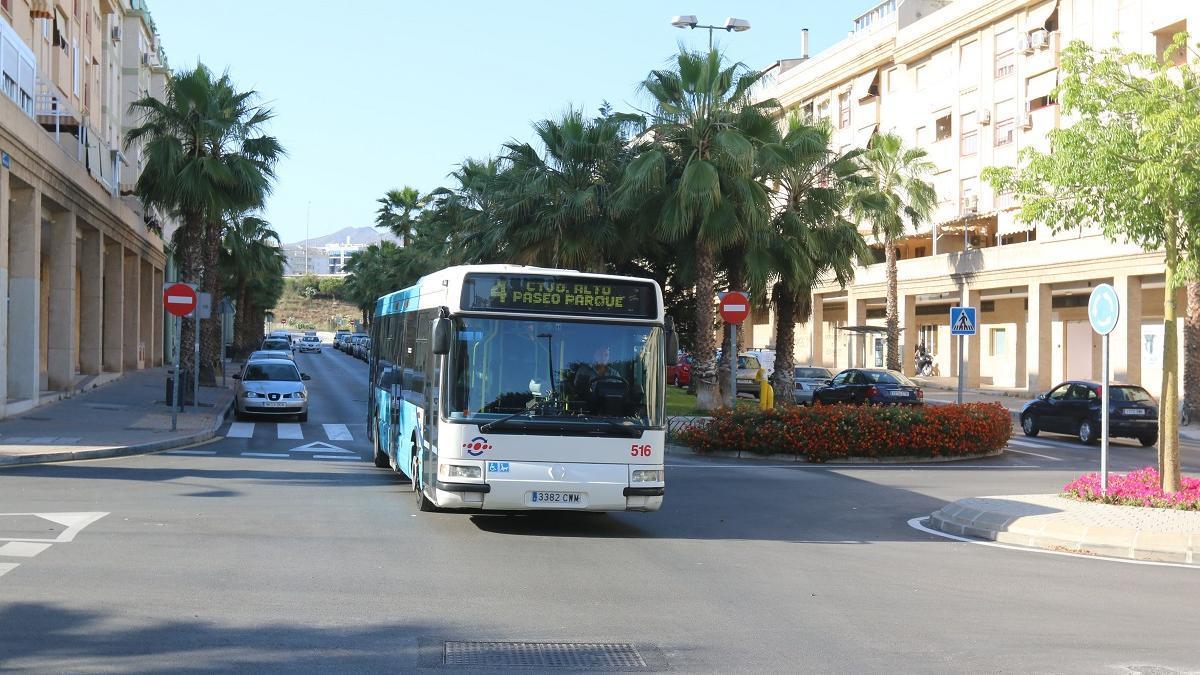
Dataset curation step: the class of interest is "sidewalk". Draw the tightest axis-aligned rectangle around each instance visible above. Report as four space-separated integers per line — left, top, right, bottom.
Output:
928 494 1200 565
0 367 233 467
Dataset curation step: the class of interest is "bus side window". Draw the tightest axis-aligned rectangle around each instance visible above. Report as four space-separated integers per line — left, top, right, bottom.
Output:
401 311 418 402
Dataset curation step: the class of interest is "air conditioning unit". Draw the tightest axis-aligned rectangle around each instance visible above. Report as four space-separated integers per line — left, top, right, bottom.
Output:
964 195 979 214
1021 113 1034 129
1031 29 1049 50
1018 34 1033 55
111 26 121 42
979 110 992 125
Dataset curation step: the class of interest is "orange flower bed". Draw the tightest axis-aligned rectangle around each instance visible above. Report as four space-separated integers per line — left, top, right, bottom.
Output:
675 403 1011 462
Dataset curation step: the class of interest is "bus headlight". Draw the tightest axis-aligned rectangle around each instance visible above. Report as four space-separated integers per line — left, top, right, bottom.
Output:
632 469 664 483
439 464 482 480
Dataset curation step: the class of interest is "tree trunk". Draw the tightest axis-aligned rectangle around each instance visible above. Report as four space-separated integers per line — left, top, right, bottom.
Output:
174 213 202 381
233 279 249 352
1184 281 1200 425
719 257 745 403
885 237 900 371
771 282 797 406
1159 218 1180 492
693 243 721 411
199 222 224 385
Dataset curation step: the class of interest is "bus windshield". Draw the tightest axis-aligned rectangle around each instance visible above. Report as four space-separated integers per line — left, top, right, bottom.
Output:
449 317 664 428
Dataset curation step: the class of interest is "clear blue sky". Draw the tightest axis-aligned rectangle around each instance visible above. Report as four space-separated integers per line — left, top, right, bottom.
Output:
149 1 878 245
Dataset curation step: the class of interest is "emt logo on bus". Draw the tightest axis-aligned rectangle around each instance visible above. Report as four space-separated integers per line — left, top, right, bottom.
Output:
463 436 492 456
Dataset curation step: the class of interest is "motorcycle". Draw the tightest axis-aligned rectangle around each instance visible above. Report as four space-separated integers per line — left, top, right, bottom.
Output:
915 352 934 377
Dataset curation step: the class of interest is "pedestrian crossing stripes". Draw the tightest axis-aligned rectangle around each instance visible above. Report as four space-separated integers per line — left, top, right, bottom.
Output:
220 422 356 442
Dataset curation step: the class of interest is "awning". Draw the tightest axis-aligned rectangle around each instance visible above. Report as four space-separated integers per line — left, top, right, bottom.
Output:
1027 69 1058 100
29 0 52 19
1025 0 1057 32
855 123 878 148
997 209 1035 236
851 68 879 101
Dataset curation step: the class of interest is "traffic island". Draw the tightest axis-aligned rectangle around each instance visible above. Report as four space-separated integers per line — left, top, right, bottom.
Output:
927 494 1200 565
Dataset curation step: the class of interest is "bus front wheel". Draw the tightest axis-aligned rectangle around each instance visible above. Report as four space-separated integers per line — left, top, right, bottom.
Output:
372 424 389 468
413 456 437 512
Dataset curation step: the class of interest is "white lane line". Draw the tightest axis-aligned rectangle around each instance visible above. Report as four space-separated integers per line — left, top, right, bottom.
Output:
665 463 1039 470
243 452 289 458
226 422 255 438
1006 447 1062 461
163 450 218 456
906 517 1198 570
276 424 303 440
323 424 353 441
0 542 52 557
314 455 359 460
1008 439 1049 448
0 563 18 578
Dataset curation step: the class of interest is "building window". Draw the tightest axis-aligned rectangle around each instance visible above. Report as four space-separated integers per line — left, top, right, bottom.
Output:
886 67 897 93
994 99 1015 146
0 0 10 15
915 125 928 146
919 324 938 354
915 246 927 257
915 63 927 90
1154 21 1187 66
1028 95 1052 112
802 102 814 123
995 28 1015 78
817 99 830 122
838 92 850 129
990 328 1008 357
935 114 952 142
960 111 978 156
960 40 980 83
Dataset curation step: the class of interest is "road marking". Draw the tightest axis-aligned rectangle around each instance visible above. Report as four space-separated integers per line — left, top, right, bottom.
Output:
163 449 218 456
0 563 17 578
906 517 1198 570
1008 439 1047 448
0 512 108 543
323 424 353 441
0 542 52 557
276 424 303 440
665 463 1039 470
314 455 358 460
290 441 353 454
1003 449 1060 458
243 452 289 458
226 422 255 438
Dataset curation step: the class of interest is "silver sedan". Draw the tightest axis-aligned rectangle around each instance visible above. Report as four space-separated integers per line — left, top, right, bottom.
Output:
233 358 311 422
793 366 834 405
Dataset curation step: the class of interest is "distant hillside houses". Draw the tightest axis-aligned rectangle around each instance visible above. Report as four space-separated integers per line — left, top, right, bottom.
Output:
282 226 398 276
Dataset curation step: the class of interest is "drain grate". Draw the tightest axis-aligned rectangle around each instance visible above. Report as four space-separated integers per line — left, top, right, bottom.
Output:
443 641 655 670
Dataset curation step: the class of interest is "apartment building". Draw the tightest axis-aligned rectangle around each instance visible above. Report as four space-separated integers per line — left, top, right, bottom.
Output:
747 0 1189 397
0 0 175 419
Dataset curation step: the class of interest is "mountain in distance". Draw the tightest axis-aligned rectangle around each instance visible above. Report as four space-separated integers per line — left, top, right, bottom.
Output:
285 226 398 248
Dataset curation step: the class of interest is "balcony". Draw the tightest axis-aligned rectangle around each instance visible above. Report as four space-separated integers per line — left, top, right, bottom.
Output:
34 79 120 195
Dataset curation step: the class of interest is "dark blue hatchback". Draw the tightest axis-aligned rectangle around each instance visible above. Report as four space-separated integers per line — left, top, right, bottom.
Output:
1019 380 1158 446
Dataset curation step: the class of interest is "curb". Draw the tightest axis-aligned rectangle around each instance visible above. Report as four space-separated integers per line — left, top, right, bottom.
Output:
666 443 1004 464
0 392 234 469
927 497 1198 566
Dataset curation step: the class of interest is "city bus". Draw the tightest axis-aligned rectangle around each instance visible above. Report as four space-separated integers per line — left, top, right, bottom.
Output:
367 264 678 513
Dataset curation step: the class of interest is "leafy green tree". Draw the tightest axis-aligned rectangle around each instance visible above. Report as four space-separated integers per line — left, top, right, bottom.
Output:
755 119 872 405
375 187 424 244
984 35 1200 491
616 48 776 411
220 215 284 354
127 64 283 382
318 277 345 299
856 133 936 373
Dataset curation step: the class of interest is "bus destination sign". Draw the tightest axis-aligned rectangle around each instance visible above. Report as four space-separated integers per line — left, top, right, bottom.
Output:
461 274 656 319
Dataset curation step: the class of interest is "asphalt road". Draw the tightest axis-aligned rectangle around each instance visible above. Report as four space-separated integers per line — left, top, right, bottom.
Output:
1 344 1198 673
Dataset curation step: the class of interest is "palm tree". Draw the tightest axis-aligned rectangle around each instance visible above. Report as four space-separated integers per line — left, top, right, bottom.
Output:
221 215 284 354
375 187 424 244
127 64 284 383
616 48 777 411
856 133 936 372
756 119 872 405
498 109 642 272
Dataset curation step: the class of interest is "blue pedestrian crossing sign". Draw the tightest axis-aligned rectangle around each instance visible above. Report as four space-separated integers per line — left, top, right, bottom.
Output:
950 306 977 336
1088 284 1120 335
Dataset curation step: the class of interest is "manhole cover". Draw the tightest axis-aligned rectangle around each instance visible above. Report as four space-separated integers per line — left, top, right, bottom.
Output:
440 641 663 671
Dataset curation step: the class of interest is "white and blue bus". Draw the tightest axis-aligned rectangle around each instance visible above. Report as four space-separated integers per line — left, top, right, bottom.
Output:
367 264 678 513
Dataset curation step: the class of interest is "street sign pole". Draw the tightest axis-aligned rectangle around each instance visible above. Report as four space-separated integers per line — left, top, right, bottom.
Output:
1088 283 1119 496
718 291 751 410
729 324 737 409
1101 333 1110 494
957 334 964 405
949 306 976 405
172 314 181 431
192 312 200 412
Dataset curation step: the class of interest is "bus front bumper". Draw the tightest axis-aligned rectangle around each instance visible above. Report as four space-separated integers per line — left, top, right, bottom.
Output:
431 461 664 512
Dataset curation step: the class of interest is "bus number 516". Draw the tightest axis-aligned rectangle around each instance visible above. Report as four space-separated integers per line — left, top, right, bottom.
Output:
631 444 652 457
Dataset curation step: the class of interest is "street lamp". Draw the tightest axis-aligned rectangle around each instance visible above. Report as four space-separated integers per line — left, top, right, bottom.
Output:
670 15 751 51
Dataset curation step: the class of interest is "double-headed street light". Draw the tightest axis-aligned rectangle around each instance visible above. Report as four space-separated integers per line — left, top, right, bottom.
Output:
670 15 751 51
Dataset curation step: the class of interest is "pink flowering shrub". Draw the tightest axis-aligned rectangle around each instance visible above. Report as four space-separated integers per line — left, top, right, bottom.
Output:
1063 467 1200 510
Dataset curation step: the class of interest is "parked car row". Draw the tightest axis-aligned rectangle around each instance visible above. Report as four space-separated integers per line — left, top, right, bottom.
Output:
335 331 370 360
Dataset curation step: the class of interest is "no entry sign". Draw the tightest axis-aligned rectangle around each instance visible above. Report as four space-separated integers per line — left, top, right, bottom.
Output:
163 283 198 317
719 291 750 324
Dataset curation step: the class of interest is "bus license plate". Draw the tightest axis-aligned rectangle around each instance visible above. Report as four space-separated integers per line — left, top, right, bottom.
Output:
528 491 585 506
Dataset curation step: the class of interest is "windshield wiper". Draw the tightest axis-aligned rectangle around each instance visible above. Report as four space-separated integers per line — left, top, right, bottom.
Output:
577 416 643 437
479 408 536 433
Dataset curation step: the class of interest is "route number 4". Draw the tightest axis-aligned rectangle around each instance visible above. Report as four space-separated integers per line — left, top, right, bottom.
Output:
630 444 652 457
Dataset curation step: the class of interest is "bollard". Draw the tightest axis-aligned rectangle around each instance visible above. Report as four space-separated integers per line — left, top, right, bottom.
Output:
756 368 774 410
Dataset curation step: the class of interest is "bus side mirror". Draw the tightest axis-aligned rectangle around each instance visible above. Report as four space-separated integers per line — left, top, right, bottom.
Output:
664 316 679 366
432 318 451 355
